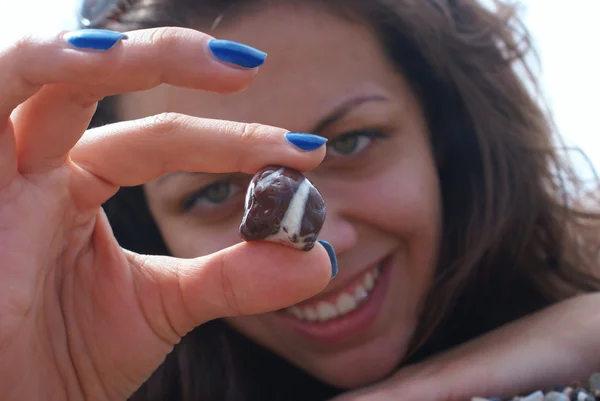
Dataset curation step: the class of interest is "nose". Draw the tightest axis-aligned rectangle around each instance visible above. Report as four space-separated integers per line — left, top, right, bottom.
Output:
316 197 359 256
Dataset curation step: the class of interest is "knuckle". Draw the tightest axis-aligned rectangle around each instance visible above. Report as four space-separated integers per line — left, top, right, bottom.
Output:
145 112 187 136
138 112 188 175
132 253 152 274
235 123 278 173
169 264 193 337
238 122 264 142
234 123 266 172
9 34 35 55
218 252 243 316
147 27 181 50
4 35 39 88
129 255 182 344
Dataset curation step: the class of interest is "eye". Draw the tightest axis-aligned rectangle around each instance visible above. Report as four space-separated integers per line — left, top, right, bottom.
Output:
203 181 231 203
327 129 386 157
182 180 241 212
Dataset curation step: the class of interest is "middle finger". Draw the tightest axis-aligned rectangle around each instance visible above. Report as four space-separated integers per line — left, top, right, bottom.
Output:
8 27 264 174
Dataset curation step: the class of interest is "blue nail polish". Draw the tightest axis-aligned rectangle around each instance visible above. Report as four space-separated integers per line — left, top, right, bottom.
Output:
318 240 338 280
285 132 328 151
64 29 127 51
208 39 267 69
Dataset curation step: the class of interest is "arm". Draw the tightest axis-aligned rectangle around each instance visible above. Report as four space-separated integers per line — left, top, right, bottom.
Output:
333 293 600 401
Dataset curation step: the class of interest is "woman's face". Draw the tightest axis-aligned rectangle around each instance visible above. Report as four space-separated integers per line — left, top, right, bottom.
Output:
122 5 442 388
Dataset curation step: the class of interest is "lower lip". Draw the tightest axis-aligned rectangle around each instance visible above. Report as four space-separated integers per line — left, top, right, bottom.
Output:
274 254 393 345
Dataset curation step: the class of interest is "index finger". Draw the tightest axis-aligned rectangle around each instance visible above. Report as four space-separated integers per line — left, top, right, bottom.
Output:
3 27 266 173
68 116 328 208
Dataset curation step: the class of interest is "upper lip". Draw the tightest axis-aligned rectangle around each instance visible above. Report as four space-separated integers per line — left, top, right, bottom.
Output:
294 253 390 306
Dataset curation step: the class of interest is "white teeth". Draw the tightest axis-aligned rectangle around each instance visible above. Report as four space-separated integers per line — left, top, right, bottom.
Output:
304 307 318 322
364 272 374 291
285 264 383 322
337 293 358 314
287 306 304 320
316 302 338 321
354 285 369 302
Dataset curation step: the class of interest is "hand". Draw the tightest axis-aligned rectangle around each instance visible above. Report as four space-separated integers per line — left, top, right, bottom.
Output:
0 28 333 401
332 293 600 401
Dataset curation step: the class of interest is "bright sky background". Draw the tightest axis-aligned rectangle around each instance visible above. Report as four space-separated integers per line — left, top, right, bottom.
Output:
0 0 598 179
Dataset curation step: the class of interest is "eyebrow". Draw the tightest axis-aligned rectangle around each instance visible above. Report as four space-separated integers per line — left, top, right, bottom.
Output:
155 94 389 186
311 94 390 134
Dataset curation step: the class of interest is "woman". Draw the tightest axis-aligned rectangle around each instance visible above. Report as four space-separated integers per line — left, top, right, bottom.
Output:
0 0 599 400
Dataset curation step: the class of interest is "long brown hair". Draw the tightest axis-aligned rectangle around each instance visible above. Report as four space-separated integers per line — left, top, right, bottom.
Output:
95 1 600 400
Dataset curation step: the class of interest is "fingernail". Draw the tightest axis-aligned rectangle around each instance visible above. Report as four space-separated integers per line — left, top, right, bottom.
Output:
285 132 328 151
208 39 267 69
64 29 127 51
317 240 338 280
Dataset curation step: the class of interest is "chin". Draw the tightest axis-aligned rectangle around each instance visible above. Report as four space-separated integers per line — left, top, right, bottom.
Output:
301 330 410 390
319 356 400 389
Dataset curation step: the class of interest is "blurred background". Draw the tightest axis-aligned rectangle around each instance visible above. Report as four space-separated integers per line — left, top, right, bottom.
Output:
0 0 598 180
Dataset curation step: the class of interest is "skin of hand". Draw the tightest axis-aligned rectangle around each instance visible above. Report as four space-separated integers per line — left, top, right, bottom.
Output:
0 27 334 401
331 293 600 401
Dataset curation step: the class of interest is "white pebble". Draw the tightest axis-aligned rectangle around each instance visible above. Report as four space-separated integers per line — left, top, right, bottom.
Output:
544 391 569 401
521 391 544 401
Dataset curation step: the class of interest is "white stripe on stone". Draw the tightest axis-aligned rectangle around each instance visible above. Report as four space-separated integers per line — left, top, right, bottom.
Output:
265 174 312 245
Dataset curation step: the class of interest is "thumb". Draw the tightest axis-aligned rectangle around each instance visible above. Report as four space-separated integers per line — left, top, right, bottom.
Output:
125 240 336 339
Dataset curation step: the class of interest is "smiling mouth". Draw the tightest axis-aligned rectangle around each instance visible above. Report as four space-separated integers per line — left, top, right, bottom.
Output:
284 262 383 323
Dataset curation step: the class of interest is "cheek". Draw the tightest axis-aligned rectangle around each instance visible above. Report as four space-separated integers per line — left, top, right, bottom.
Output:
381 154 441 292
344 157 441 241
374 158 441 278
325 148 442 290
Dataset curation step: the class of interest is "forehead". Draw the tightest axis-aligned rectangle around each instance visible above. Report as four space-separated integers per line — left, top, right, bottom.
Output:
120 4 409 128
